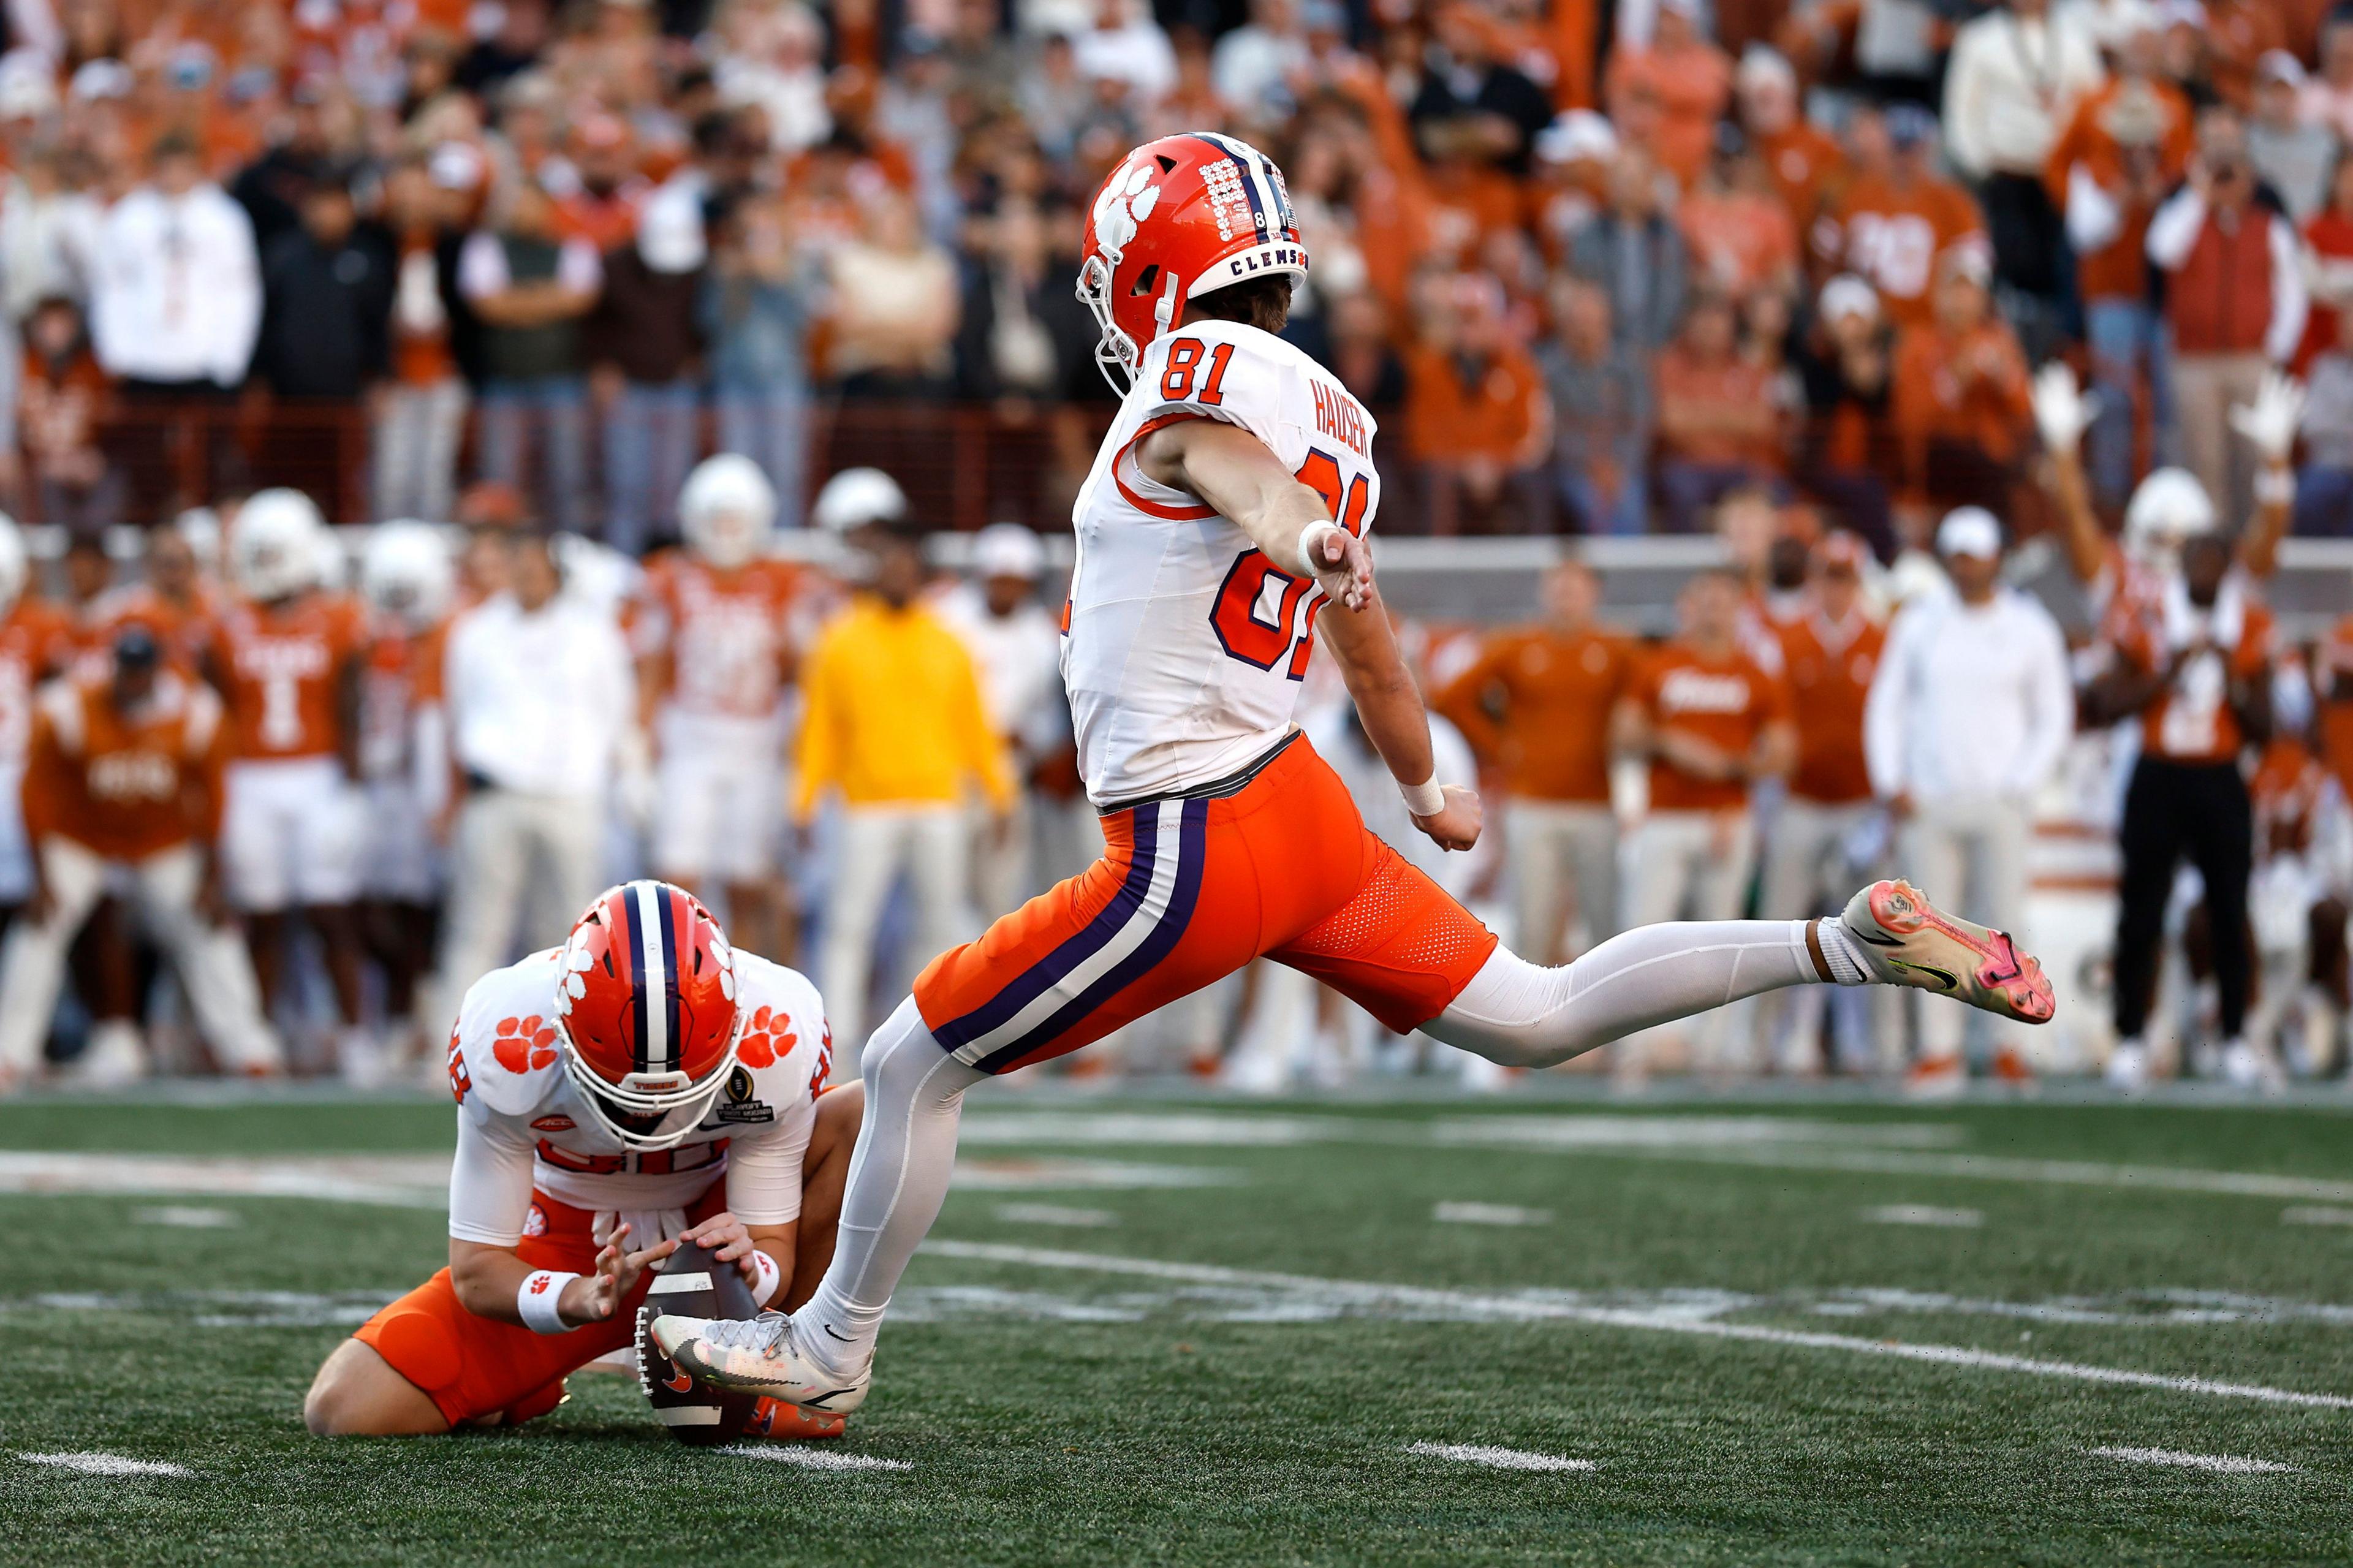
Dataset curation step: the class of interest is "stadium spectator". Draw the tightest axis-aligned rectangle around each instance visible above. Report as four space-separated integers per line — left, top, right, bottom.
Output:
1652 292 1787 532
1213 0 1309 113
1404 273 1550 534
827 192 958 401
90 131 260 520
2302 156 2353 378
1795 275 1898 551
1604 0 1732 187
434 529 637 1039
2205 0 2290 109
1680 125 1798 300
254 173 392 510
1892 248 2034 515
1569 148 1689 354
1864 507 2072 1093
18 294 117 531
0 523 74 931
1735 47 1839 233
1540 275 1650 535
0 627 281 1092
2147 108 2309 528
796 523 1010 1066
589 186 705 556
2246 53 2336 224
374 156 468 525
702 191 818 534
2306 16 2353 143
1437 558 1631 964
0 143 100 324
459 181 599 536
2045 10 2194 512
1813 104 1988 332
2299 319 2353 534
1941 0 2104 317
1612 567 1794 1074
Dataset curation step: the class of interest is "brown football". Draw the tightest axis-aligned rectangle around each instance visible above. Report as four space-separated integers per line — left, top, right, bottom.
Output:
634 1240 762 1445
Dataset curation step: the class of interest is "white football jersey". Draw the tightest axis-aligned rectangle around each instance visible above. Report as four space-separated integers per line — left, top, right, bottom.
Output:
1065 319 1379 806
443 947 830 1246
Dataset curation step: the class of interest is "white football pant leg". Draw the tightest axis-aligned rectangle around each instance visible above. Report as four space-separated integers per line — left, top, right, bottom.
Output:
0 836 111 1075
431 790 537 1037
822 806 915 1070
134 844 284 1074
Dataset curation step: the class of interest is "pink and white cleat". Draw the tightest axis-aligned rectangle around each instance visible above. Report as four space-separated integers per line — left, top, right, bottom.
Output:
1840 879 2056 1027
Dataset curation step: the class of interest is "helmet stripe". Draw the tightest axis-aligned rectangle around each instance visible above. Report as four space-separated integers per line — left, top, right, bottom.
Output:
1192 132 1268 240
620 885 648 1073
657 886 683 1072
634 881 671 1071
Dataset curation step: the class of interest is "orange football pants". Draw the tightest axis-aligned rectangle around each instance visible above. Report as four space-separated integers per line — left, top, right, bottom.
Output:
914 733 1499 1073
354 1186 726 1428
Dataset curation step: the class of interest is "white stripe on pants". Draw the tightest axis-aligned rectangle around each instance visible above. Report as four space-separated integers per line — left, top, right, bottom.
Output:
0 836 281 1075
432 789 605 1037
1505 798 1620 963
1622 809 1756 1072
1899 793 2031 1060
823 803 972 1072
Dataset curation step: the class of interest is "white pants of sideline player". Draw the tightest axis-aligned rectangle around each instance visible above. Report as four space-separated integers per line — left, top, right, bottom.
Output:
432 787 605 1036
221 757 366 912
822 803 971 1071
1621 808 1757 1075
1506 799 1620 964
1900 793 2031 1062
0 836 282 1077
1759 797 1886 1074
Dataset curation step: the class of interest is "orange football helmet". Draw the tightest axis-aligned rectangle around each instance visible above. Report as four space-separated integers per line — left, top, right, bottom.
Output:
553 881 744 1150
1076 131 1307 390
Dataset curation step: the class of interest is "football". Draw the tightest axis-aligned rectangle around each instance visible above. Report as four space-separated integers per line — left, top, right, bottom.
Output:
634 1240 761 1445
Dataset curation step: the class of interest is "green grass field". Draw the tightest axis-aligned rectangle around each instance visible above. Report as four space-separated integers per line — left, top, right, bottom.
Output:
6 1086 2353 1566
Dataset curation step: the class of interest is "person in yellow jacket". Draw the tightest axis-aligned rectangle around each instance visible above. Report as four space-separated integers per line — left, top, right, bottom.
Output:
798 522 1012 1066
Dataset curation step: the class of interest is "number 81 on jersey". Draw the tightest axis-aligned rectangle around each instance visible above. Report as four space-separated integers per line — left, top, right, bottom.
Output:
1210 448 1370 681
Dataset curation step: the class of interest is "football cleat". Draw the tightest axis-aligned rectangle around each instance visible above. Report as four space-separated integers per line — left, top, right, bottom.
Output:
650 1310 870 1415
1840 879 2056 1026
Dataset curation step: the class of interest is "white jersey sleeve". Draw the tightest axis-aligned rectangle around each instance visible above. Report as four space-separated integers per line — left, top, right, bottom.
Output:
447 1106 537 1246
1066 320 1381 807
717 953 831 1227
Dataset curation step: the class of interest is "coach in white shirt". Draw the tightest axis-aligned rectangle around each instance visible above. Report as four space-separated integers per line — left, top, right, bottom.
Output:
89 133 259 390
434 532 637 1032
1865 507 2073 1087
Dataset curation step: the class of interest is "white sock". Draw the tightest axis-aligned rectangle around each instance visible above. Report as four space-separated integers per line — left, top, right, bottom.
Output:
796 996 984 1374
1425 919 1823 1070
1814 918 1871 986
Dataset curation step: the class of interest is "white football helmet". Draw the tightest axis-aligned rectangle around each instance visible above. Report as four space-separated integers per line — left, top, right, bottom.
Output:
970 521 1045 581
362 521 455 627
172 506 222 573
230 488 327 602
0 512 27 612
811 466 907 536
679 454 776 570
2123 467 2217 574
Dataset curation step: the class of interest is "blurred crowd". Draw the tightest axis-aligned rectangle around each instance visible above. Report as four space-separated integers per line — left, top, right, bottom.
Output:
0 0 2347 542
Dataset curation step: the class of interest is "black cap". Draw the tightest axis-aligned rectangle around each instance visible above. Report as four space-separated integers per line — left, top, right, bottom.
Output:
113 626 161 670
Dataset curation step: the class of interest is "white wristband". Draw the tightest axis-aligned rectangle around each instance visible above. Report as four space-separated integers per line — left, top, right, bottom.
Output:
1295 520 1344 579
2255 466 2295 506
1400 776 1446 817
748 1247 783 1308
517 1269 580 1335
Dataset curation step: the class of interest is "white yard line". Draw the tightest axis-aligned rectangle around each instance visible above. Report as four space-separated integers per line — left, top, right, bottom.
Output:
2281 1206 2353 1226
922 1241 2353 1409
719 1445 911 1472
993 1204 1118 1227
2089 1446 2295 1474
132 1205 240 1228
1862 1205 1984 1228
0 1151 445 1207
1405 1441 1593 1472
1434 1202 1552 1226
15 1452 192 1477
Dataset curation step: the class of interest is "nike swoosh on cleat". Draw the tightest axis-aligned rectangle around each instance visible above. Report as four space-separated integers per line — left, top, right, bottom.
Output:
1855 930 1901 947
800 1387 858 1409
1892 958 1959 991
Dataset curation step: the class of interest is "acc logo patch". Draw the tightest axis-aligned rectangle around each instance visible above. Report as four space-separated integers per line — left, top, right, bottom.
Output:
531 1115 576 1132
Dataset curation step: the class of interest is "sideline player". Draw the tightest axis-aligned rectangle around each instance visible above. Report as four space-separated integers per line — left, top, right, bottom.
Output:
205 490 374 1077
356 524 455 1075
303 880 860 1437
654 134 2055 1415
632 455 803 961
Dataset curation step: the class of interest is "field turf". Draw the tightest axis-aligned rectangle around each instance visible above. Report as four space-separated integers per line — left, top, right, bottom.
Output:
5 1086 2353 1566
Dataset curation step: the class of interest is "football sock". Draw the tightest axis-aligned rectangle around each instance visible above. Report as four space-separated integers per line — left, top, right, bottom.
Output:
1813 918 1871 985
1425 919 1823 1069
796 996 984 1374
